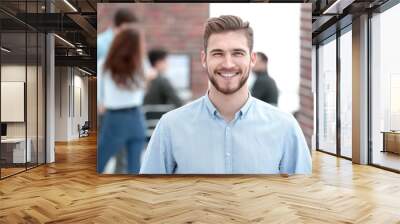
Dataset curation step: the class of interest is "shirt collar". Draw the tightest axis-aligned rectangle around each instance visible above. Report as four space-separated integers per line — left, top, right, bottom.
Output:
204 91 254 120
204 92 218 118
239 93 254 119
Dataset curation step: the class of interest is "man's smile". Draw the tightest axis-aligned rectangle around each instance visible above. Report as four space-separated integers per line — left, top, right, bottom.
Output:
216 71 241 79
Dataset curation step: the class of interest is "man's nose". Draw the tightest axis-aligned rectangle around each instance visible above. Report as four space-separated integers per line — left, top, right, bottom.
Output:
221 55 235 68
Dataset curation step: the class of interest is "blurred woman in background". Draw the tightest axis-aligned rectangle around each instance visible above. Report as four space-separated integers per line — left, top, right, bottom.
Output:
97 27 148 174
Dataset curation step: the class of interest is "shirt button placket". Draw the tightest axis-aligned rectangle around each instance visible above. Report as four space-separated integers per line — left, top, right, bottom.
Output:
225 125 233 174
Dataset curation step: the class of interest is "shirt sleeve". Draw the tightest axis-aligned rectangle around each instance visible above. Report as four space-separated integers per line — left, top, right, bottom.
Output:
140 116 176 174
279 116 312 174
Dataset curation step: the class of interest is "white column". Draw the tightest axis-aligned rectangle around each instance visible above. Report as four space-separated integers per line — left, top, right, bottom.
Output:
352 14 369 164
46 33 55 163
45 1 55 163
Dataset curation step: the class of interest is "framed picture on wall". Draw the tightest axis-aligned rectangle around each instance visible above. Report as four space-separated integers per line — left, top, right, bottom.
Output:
1 81 25 122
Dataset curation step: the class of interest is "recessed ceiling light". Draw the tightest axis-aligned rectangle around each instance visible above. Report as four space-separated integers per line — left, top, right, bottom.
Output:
63 0 78 12
54 34 75 48
78 67 92 76
322 0 354 15
1 47 11 53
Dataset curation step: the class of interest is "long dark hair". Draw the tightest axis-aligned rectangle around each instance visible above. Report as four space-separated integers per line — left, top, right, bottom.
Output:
103 27 143 89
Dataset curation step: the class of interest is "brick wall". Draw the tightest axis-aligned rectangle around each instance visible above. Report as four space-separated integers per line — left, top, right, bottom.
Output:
299 4 313 148
88 77 97 132
97 3 210 99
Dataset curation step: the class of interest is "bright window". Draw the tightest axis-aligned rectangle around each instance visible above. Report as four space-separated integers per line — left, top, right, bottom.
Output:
317 37 337 154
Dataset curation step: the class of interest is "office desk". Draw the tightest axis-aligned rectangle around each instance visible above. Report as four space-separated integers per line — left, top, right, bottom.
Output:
1 138 31 163
381 131 400 154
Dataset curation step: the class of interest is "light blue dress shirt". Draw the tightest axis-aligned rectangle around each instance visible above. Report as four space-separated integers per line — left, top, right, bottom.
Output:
140 93 312 174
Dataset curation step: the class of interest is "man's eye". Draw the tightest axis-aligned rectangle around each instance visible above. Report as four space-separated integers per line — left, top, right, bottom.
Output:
233 52 245 56
213 53 223 56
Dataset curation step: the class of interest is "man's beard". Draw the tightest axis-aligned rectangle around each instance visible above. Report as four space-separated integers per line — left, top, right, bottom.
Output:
207 64 250 95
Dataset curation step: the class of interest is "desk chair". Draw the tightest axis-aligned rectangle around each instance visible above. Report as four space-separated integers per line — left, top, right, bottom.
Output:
142 104 175 141
78 121 90 138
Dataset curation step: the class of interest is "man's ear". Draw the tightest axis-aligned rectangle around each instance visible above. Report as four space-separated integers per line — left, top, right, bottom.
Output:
250 52 257 68
201 50 206 68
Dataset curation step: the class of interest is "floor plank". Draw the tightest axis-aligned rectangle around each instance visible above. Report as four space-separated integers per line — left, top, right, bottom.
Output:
1 134 400 223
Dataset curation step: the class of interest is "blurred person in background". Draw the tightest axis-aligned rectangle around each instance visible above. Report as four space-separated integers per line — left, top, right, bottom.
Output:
251 52 278 106
97 8 139 126
97 9 154 173
97 8 138 60
97 8 137 173
97 27 148 174
140 15 311 175
144 48 183 108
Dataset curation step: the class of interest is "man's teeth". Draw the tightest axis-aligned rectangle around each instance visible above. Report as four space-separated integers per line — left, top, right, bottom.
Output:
219 72 239 77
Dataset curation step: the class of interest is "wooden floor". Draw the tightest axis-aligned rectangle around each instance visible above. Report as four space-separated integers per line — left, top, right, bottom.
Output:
373 151 400 171
1 135 400 223
1 163 45 178
1 167 26 178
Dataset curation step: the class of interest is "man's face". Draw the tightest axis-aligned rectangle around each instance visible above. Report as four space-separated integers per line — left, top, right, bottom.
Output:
253 56 267 73
155 58 168 74
201 31 256 95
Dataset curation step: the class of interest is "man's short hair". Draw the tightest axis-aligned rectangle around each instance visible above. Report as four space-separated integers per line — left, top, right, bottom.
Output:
148 48 168 67
257 52 268 63
114 8 138 27
203 15 253 52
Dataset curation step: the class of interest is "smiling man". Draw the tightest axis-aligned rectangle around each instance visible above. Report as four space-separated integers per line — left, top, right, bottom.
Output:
140 15 312 174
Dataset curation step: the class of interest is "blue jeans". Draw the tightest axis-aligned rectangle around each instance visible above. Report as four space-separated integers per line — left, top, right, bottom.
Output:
97 107 146 174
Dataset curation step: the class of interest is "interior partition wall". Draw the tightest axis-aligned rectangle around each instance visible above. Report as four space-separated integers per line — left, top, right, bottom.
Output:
0 1 46 179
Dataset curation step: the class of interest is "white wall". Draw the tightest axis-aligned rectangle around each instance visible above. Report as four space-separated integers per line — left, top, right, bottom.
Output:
72 72 89 138
55 66 69 141
55 67 89 141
